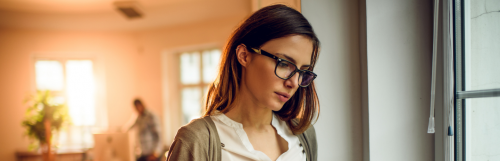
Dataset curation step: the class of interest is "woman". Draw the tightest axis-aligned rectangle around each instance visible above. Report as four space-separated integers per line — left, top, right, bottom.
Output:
167 4 320 161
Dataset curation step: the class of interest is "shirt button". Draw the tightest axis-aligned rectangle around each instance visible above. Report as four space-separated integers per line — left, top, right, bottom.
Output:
302 150 305 153
299 143 302 147
221 143 225 147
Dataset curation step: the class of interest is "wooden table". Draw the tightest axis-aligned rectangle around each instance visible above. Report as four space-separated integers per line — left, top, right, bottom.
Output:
16 150 85 161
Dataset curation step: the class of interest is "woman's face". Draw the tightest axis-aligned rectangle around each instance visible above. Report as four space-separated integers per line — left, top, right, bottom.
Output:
243 34 313 111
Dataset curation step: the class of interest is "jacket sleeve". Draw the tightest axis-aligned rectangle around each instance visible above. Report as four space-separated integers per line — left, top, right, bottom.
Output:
305 125 317 161
166 120 210 161
166 138 200 161
297 123 318 161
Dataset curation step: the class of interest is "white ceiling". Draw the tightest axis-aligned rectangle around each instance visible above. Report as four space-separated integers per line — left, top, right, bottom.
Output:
0 0 251 31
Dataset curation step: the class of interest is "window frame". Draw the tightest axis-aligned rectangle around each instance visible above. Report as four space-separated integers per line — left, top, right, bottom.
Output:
161 44 222 148
453 0 500 160
178 50 205 124
32 55 107 150
177 48 221 125
174 46 223 125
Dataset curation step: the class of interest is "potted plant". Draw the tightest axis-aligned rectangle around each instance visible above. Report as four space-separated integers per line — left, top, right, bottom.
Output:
22 90 70 161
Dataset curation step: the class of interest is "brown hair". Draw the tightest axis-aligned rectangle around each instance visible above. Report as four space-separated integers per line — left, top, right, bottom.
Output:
203 4 320 134
133 99 143 106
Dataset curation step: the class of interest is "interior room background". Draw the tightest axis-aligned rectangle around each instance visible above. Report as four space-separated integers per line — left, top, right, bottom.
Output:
3 0 496 161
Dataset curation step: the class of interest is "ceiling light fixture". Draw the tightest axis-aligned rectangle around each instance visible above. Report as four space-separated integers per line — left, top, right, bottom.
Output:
113 1 143 19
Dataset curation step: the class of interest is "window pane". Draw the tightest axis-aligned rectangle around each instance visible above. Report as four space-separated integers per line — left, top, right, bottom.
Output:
466 0 500 90
66 60 96 126
35 60 64 91
202 85 210 111
180 52 200 84
467 97 500 160
181 87 201 125
202 49 221 83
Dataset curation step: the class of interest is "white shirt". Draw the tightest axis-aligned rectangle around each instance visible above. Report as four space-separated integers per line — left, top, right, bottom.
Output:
211 113 306 161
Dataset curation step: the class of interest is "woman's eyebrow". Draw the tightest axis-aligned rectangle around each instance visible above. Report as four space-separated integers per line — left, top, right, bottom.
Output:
275 53 311 68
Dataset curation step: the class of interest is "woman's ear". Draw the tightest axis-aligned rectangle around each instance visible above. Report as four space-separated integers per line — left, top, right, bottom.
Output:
236 44 252 67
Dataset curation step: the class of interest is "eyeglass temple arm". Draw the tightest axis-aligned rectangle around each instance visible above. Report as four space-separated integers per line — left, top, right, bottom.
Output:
251 48 278 60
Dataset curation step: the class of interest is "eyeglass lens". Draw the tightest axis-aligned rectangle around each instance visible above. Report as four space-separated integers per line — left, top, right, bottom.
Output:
299 71 315 86
275 61 315 86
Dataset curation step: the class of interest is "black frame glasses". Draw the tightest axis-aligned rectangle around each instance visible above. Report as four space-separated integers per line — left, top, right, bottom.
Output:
250 47 317 87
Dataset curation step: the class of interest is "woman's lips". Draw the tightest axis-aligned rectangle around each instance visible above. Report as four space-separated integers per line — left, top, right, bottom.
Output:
275 92 290 102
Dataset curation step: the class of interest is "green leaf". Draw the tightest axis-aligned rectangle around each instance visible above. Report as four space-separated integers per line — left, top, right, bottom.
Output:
21 90 70 144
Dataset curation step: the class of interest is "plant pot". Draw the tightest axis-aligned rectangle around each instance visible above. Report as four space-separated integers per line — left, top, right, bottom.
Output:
40 143 55 161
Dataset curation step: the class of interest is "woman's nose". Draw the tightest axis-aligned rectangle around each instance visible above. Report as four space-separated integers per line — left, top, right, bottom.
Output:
284 72 300 89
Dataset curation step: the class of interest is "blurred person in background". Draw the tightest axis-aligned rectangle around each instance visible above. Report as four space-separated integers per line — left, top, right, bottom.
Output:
129 99 162 161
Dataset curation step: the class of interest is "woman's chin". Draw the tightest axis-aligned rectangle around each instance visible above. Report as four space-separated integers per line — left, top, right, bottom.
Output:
268 103 285 111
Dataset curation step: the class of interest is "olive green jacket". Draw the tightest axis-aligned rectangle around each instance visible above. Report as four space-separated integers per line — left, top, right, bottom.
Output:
166 116 317 161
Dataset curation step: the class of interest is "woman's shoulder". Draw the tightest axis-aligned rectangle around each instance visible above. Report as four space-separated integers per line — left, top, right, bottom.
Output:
174 116 217 141
168 116 221 160
168 117 217 155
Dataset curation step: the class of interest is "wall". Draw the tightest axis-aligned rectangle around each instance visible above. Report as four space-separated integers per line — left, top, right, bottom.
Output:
252 0 301 11
302 0 363 160
303 0 434 160
364 0 434 160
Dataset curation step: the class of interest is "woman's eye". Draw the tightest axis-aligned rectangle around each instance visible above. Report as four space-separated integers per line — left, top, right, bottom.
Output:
278 62 290 68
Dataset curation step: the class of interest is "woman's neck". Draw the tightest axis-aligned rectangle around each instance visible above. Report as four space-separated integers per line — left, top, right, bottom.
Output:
224 89 273 130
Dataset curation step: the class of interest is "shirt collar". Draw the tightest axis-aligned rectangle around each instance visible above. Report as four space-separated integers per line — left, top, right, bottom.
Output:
213 111 291 136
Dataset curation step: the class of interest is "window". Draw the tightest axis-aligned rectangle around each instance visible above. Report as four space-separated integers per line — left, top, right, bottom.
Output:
454 0 500 160
179 49 221 124
34 58 100 149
